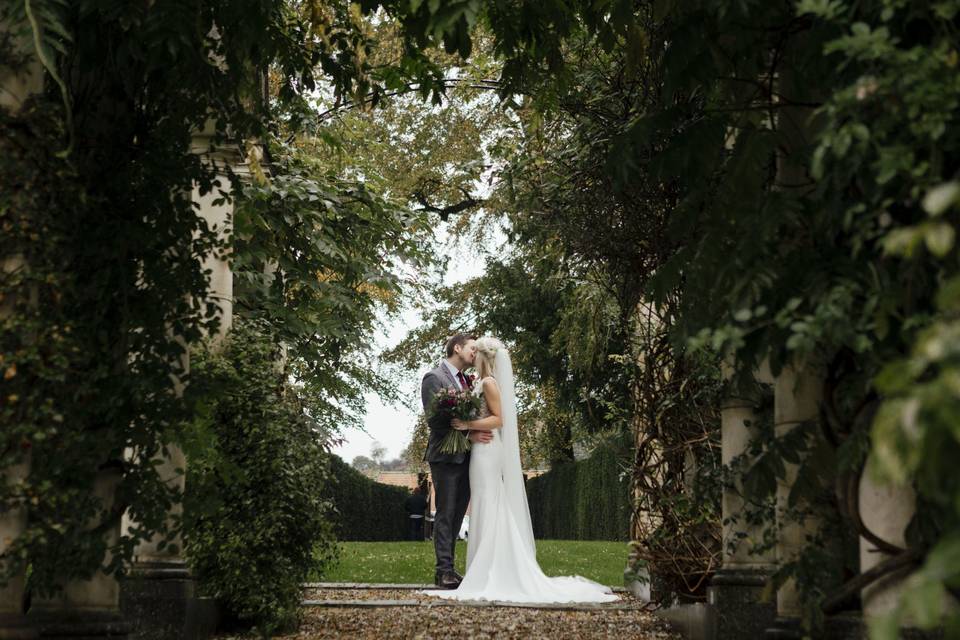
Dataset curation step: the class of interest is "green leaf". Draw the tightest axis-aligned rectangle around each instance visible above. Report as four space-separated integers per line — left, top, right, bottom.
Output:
902 578 945 628
924 223 955 258
882 227 923 257
796 0 846 20
867 610 902 640
935 276 960 311
921 535 960 582
922 182 960 217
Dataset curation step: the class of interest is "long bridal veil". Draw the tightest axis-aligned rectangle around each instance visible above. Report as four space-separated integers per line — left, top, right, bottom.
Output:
491 343 537 559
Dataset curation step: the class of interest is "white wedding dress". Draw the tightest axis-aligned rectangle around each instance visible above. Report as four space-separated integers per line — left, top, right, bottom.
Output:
424 344 617 604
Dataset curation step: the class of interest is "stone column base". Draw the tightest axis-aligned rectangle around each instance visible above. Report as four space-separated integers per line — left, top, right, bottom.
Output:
707 567 776 640
0 613 37 639
26 611 130 640
764 616 802 639
821 613 868 640
820 613 943 640
119 562 217 640
763 610 946 639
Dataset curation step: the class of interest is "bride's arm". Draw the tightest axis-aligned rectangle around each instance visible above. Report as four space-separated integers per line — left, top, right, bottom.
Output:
452 378 502 431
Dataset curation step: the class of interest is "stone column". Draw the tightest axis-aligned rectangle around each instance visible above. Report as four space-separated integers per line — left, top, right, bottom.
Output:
0 459 34 640
119 446 195 640
765 363 823 638
118 123 234 640
190 145 235 344
858 457 916 622
27 468 131 638
708 360 777 639
1 19 42 640
0 31 43 112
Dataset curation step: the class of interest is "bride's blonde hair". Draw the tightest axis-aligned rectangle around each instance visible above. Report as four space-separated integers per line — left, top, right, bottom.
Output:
474 336 504 381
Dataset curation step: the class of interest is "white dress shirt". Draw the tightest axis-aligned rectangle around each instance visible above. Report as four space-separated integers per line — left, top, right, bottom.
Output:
442 359 464 390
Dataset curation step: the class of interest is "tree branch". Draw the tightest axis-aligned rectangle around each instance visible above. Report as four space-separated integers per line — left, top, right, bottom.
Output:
413 185 485 221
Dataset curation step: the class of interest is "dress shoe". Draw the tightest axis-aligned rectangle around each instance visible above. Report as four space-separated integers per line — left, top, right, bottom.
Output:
434 570 461 589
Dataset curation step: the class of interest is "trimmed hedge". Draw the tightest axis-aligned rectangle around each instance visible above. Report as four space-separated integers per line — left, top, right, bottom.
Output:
325 455 410 541
526 442 631 541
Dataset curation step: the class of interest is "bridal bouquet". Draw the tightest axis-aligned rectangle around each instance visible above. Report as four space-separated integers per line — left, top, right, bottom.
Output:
430 386 481 455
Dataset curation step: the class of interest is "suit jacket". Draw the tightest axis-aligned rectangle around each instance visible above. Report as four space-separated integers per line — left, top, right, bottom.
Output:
421 362 470 465
404 493 428 517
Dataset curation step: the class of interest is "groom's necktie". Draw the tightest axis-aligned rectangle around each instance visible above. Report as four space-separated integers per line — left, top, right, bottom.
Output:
456 371 468 390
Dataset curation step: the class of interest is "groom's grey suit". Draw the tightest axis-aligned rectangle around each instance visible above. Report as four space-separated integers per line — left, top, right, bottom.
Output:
422 362 471 576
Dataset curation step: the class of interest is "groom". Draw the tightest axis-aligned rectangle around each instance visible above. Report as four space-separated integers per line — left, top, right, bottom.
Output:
421 333 492 588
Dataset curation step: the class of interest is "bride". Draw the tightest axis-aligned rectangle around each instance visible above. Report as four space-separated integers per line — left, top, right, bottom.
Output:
424 336 618 604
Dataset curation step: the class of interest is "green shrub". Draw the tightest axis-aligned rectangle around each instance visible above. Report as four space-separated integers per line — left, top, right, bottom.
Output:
324 455 409 541
526 440 631 541
183 319 337 636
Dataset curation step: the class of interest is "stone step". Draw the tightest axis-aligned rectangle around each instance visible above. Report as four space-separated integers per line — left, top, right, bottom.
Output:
301 581 629 593
302 598 649 612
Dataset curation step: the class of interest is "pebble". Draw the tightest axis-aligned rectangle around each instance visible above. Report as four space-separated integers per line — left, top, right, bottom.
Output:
216 587 681 639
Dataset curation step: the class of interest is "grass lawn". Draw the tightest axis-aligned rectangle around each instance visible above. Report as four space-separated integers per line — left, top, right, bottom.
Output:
313 540 630 587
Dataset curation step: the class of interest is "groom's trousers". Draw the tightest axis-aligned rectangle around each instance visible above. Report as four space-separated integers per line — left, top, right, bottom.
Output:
429 461 471 573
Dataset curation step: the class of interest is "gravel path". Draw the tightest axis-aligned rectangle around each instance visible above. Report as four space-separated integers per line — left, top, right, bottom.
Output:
215 585 681 639
282 604 680 639
302 587 433 602
303 587 643 609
